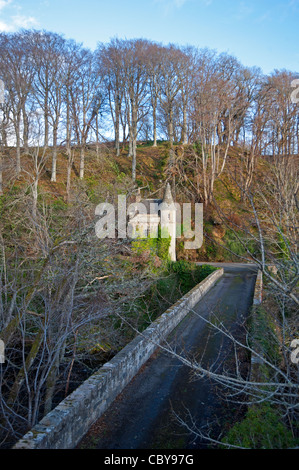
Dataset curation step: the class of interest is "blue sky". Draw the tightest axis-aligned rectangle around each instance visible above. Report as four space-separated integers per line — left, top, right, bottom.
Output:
0 0 298 74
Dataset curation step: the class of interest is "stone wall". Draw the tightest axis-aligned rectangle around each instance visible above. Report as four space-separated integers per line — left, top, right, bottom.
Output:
250 270 265 380
253 270 263 305
13 268 224 449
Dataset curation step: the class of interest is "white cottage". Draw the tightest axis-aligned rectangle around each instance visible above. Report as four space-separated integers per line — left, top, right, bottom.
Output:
128 183 177 261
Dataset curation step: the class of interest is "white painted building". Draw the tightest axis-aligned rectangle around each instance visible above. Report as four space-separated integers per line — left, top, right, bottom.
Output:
128 183 177 262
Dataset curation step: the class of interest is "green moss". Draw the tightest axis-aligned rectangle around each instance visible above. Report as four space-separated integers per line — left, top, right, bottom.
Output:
51 197 68 212
222 302 298 449
132 229 171 266
224 229 258 258
221 403 298 449
251 306 281 368
168 261 217 294
120 261 217 335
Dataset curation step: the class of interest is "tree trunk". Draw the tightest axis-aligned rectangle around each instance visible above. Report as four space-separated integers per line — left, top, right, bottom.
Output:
51 124 58 182
22 104 29 153
0 153 2 195
15 118 21 176
131 102 138 181
7 329 43 408
51 147 57 183
22 105 29 153
95 114 100 161
115 93 121 157
44 91 49 149
132 140 137 181
182 104 188 145
66 149 73 203
80 142 85 180
1 120 7 147
43 355 60 416
153 105 157 147
32 178 38 219
169 107 174 147
66 95 72 202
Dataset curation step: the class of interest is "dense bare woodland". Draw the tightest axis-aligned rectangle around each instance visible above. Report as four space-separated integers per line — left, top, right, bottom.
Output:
0 30 298 448
0 31 298 186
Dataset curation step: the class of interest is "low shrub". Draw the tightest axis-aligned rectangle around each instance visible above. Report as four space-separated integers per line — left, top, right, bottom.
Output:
221 403 298 449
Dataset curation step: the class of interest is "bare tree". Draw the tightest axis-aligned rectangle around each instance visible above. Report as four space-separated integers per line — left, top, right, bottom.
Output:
30 31 68 182
122 39 150 180
159 45 185 168
147 42 164 147
97 39 125 157
0 32 35 176
69 48 101 179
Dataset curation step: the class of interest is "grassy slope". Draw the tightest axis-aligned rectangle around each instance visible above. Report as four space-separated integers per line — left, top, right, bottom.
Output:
1 141 267 263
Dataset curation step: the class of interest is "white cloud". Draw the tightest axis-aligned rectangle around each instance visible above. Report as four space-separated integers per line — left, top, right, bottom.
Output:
12 14 38 29
0 0 12 11
0 19 13 32
0 1 38 32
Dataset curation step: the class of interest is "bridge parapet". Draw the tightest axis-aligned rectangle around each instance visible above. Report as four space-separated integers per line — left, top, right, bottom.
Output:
13 268 224 449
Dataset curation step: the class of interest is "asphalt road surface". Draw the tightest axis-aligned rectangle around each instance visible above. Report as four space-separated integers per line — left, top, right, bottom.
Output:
78 264 258 450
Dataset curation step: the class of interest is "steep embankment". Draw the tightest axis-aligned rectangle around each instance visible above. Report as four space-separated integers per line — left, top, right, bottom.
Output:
1 141 269 263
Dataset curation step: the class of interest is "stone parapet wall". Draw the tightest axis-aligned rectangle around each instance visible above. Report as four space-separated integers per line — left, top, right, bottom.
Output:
253 270 263 305
14 268 224 449
250 270 265 381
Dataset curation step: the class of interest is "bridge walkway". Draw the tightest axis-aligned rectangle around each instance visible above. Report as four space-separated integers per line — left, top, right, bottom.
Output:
78 264 257 449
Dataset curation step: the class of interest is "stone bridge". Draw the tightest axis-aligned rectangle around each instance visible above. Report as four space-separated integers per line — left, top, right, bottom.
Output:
14 263 260 449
